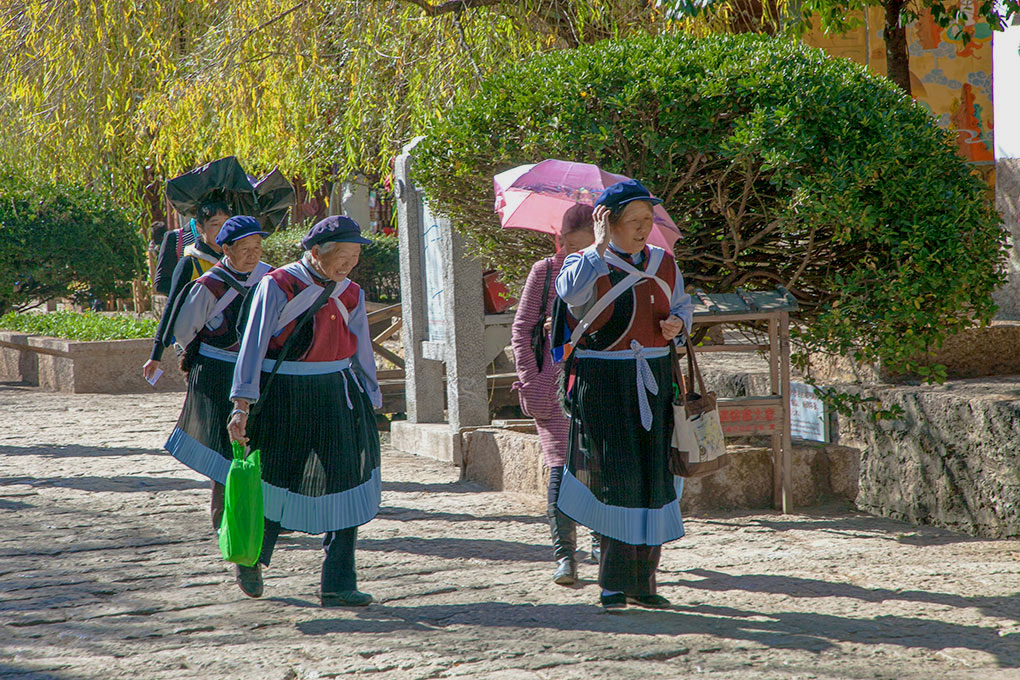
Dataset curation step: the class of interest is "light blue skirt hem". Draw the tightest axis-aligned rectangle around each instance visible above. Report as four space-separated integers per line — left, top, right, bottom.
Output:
164 428 230 485
556 468 685 546
262 466 381 535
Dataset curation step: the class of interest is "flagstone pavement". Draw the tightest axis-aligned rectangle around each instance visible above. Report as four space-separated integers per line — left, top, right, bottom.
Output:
2 385 1020 679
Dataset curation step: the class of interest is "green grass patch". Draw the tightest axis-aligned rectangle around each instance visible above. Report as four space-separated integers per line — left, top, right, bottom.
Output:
0 311 157 341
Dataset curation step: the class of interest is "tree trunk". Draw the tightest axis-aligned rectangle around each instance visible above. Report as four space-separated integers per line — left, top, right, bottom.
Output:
884 0 911 96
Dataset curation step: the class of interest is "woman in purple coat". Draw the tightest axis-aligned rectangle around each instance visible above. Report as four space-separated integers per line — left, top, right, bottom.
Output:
511 204 595 586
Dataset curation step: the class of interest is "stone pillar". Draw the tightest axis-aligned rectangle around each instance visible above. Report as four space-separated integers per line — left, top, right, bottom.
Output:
438 212 488 431
395 140 444 423
393 136 490 465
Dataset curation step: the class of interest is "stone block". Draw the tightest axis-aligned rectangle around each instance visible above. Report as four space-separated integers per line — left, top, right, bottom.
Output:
391 421 460 465
459 428 859 512
462 428 548 495
18 336 186 393
0 332 38 384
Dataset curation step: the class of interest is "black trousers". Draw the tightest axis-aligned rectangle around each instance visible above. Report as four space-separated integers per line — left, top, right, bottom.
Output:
547 465 564 507
598 536 661 596
258 519 359 593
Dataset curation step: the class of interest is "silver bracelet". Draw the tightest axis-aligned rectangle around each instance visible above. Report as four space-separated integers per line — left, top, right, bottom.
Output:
229 408 249 419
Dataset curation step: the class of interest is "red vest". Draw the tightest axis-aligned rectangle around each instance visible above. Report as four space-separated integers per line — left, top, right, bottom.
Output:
267 268 362 362
567 246 677 351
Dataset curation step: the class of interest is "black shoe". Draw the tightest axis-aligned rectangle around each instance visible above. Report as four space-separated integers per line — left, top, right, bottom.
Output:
553 558 577 586
235 564 263 598
627 594 671 609
320 590 373 607
600 592 627 610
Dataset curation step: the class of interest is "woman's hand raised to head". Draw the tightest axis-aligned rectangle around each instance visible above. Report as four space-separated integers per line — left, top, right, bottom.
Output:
660 315 685 342
593 205 611 257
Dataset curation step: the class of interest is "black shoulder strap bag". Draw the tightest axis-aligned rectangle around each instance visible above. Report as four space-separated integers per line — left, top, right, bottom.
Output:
530 258 552 373
249 281 336 418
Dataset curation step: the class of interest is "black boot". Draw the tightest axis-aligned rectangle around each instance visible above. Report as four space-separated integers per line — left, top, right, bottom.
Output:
547 503 576 585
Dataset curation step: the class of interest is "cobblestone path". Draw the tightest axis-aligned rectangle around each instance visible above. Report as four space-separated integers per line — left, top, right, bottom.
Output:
2 386 1020 679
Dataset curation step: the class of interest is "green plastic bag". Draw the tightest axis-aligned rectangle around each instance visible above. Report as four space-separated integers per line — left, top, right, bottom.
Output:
218 441 264 567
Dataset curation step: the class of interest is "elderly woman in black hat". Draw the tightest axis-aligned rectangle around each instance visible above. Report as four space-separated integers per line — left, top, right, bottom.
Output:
553 179 693 610
226 215 381 607
162 216 273 529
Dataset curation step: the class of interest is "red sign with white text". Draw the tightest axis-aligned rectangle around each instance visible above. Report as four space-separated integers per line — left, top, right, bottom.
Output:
719 404 779 436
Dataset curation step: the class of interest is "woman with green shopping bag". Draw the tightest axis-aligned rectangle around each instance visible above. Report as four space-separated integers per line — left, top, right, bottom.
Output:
227 216 381 607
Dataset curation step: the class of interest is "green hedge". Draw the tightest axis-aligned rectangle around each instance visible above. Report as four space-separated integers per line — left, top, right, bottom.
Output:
0 311 157 341
262 225 401 302
413 33 1006 377
0 171 144 316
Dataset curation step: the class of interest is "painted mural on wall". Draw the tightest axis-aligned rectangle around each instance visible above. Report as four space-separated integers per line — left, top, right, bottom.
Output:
803 3 995 169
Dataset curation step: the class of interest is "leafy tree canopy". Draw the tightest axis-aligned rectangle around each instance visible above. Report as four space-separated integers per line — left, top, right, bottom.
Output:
413 32 1006 375
0 171 144 315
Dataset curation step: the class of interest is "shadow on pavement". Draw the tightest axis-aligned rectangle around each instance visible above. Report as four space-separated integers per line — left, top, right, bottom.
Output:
697 513 979 547
0 663 69 680
377 505 547 525
665 568 1020 625
382 480 485 495
356 536 549 562
0 444 159 459
0 475 208 493
296 600 1020 666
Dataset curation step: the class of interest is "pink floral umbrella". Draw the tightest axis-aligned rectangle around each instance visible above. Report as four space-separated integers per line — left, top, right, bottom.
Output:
493 159 681 250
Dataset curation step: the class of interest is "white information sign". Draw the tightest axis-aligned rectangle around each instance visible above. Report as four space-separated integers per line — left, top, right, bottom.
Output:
421 198 446 343
789 381 828 443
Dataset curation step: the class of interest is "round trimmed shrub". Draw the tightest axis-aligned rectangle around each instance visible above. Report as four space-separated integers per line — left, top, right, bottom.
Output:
0 172 144 316
413 33 1006 375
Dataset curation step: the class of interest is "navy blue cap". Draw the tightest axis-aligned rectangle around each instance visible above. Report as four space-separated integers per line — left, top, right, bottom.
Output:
216 215 268 246
594 179 663 212
301 215 371 249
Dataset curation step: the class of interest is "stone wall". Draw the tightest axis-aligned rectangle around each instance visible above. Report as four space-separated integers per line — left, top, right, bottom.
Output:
0 331 186 393
839 380 1020 538
460 427 860 513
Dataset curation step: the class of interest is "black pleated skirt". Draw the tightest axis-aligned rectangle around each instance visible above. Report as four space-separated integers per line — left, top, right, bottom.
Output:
556 353 685 546
246 367 381 535
165 351 235 484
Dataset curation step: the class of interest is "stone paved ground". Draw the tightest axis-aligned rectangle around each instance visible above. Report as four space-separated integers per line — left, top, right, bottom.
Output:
3 385 1020 680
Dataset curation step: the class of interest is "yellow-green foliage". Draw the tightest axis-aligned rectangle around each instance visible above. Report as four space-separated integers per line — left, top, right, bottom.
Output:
0 0 674 217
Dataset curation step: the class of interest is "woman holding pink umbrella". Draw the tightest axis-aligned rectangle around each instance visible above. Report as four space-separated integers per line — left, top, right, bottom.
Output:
511 203 597 586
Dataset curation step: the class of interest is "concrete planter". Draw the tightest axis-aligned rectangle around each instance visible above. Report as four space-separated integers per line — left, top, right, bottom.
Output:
0 330 186 393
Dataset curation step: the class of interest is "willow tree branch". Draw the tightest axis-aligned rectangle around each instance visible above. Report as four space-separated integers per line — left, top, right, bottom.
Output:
403 0 506 15
453 9 484 80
